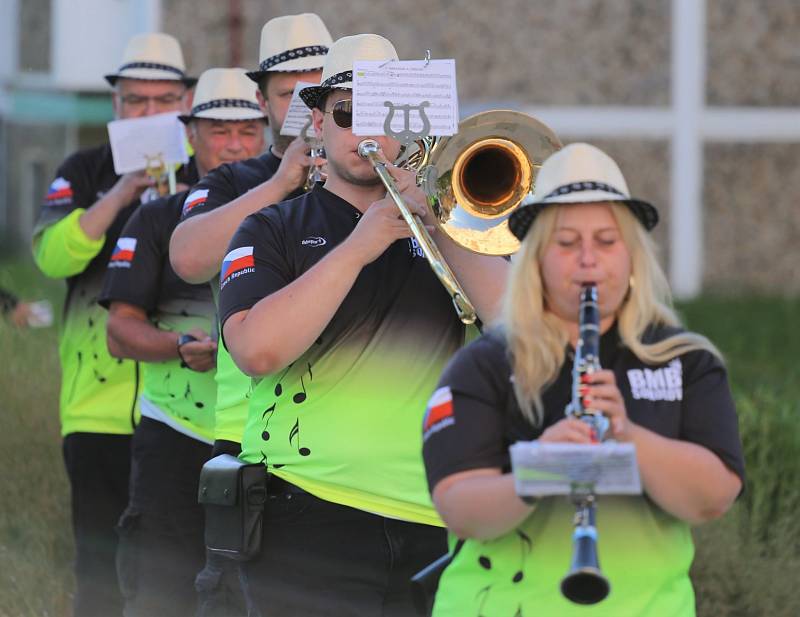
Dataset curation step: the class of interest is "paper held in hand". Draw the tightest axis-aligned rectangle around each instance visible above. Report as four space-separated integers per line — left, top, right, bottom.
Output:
280 81 319 137
107 112 189 175
352 59 459 138
510 441 642 497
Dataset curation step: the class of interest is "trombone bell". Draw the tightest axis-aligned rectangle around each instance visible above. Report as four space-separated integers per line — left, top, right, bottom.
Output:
421 110 562 256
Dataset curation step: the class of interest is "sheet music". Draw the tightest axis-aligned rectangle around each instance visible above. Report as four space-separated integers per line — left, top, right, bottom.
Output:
510 441 642 496
280 81 319 137
107 112 189 175
352 59 458 137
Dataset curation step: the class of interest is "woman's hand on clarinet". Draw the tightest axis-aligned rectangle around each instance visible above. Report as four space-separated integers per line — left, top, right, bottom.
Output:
540 417 596 444
581 369 634 441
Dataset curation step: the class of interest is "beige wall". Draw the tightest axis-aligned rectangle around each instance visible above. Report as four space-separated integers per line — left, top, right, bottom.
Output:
704 142 800 293
707 0 800 107
165 0 672 106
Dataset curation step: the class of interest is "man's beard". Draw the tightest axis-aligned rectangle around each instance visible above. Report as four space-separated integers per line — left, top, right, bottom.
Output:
327 157 384 187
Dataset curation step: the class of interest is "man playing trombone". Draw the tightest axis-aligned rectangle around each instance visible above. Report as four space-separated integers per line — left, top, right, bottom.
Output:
217 33 507 616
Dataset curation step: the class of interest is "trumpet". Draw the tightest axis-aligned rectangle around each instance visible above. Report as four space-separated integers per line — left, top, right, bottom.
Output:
301 116 325 191
561 283 610 605
358 110 562 324
144 153 176 196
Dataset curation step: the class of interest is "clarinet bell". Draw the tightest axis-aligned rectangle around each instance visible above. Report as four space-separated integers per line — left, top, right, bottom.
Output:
560 528 610 604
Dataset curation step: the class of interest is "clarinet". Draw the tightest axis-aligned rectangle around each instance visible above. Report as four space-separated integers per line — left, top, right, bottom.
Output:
560 283 611 605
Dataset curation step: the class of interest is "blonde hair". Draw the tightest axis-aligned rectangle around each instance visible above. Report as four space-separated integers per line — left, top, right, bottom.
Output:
501 203 721 426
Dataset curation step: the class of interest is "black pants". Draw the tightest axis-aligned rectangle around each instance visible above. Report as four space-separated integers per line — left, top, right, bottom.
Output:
222 479 447 617
62 432 132 617
116 417 211 617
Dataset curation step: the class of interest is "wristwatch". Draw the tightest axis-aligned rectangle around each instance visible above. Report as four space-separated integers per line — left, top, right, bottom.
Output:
177 333 198 368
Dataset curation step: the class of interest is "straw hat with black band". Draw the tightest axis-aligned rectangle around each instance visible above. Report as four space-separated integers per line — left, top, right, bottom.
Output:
179 68 266 124
299 33 398 110
245 13 333 83
105 32 196 87
508 143 660 241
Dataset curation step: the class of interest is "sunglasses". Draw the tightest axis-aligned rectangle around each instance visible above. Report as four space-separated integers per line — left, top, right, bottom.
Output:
323 99 353 129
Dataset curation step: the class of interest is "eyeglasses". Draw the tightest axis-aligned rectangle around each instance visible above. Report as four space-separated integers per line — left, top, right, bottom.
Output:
120 93 185 108
323 99 353 129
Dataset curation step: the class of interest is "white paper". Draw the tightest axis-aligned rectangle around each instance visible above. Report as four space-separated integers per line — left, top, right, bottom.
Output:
352 59 458 137
510 441 642 497
280 81 319 137
107 112 189 175
26 300 54 328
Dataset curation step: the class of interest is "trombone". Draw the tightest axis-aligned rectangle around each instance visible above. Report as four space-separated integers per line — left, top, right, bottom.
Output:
358 110 562 324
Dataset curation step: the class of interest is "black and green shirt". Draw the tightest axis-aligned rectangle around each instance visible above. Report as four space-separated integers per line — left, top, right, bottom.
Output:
32 144 197 436
99 191 217 442
181 148 299 444
219 184 473 525
423 325 745 617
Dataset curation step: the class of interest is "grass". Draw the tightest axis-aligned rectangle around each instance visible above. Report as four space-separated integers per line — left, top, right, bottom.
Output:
0 257 72 617
680 297 800 617
1 255 798 616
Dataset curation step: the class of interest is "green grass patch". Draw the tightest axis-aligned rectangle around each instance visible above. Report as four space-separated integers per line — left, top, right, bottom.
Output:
0 258 72 617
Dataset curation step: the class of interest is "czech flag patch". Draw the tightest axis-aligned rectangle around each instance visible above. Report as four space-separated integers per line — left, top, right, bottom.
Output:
220 246 255 288
109 237 137 268
182 188 209 216
423 386 455 442
45 177 73 206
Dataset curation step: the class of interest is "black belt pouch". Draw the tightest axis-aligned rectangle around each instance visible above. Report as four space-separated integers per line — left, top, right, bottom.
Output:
198 454 268 560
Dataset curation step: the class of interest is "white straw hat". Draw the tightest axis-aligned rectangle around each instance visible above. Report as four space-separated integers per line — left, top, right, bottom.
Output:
299 34 398 109
508 143 659 239
178 68 265 124
245 13 333 82
104 33 196 87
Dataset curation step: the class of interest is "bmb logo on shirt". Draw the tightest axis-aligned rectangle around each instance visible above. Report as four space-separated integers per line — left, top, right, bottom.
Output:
108 237 137 268
627 359 683 401
220 246 255 289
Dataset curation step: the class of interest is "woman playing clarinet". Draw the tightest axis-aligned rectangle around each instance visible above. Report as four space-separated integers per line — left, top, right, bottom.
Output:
421 143 744 617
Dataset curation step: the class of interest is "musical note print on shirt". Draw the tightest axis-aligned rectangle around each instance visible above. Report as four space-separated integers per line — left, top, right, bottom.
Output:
261 403 276 441
258 362 315 463
289 418 311 456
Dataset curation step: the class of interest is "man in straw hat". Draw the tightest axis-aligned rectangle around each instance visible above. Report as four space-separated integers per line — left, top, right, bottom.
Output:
170 11 332 467
31 32 197 617
216 33 508 615
98 68 267 617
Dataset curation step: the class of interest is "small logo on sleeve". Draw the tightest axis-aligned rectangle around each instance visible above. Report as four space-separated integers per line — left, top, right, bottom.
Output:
407 238 424 258
182 189 209 216
301 236 327 247
45 177 73 206
220 246 255 288
109 237 137 268
627 359 683 401
423 386 455 442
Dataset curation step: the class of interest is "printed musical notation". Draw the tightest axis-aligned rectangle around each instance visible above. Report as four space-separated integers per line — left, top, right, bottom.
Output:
352 59 459 137
259 362 314 460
